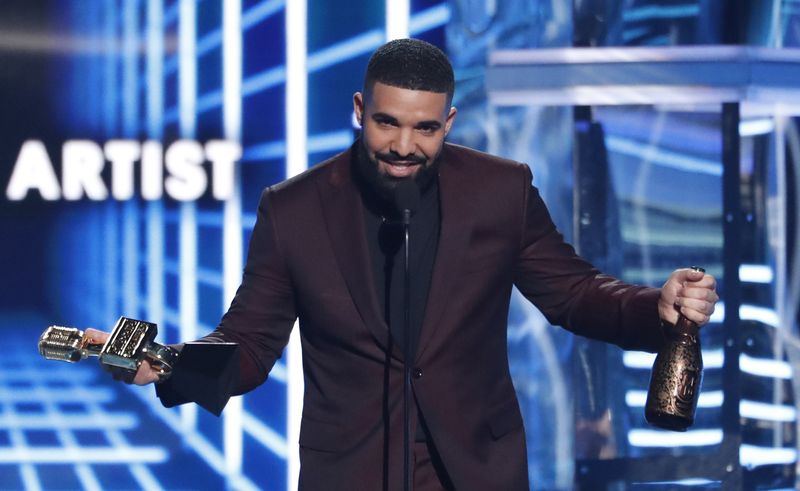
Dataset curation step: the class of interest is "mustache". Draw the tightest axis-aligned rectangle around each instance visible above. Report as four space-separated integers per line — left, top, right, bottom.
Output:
375 151 426 165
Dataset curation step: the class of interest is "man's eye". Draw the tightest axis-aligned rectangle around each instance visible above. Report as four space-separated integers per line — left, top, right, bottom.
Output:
418 126 437 134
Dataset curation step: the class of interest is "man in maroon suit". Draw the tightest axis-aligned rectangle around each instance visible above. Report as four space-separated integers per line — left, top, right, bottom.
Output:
91 39 717 490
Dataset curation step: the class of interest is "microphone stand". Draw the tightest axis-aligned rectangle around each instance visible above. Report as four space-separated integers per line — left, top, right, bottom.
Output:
394 179 419 491
402 207 412 491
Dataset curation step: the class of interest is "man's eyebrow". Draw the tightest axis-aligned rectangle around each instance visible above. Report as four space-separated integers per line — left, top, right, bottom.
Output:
370 113 442 129
371 112 398 123
416 120 442 129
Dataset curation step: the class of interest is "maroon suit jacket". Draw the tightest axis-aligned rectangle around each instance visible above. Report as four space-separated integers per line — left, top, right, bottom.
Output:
168 143 664 490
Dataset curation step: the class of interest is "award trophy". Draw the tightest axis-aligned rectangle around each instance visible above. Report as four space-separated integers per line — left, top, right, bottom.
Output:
38 316 239 415
38 316 179 381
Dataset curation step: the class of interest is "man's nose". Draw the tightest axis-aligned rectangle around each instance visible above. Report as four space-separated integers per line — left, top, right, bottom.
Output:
391 128 415 157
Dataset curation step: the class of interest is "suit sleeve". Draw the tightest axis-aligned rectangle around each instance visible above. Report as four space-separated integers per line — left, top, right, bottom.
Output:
157 187 297 405
512 165 664 352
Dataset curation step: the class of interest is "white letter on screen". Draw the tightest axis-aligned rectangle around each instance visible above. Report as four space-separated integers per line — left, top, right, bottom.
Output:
205 140 241 200
6 140 61 200
165 139 206 201
63 140 108 200
141 140 163 200
105 140 140 200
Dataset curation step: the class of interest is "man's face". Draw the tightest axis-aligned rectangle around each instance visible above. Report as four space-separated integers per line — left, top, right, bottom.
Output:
353 82 457 193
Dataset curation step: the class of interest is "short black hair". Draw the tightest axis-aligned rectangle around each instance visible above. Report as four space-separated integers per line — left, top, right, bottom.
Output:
363 38 454 103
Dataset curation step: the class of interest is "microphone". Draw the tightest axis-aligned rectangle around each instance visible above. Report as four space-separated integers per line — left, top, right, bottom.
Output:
393 180 420 225
393 179 419 491
39 326 103 363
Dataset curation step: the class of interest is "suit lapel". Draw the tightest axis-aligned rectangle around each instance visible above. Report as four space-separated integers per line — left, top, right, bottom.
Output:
416 145 473 361
317 150 393 352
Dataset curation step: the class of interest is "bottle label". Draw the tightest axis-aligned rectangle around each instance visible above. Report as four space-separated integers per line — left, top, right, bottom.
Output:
675 368 698 413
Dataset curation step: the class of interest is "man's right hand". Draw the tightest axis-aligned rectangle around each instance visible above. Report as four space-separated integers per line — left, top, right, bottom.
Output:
84 328 162 385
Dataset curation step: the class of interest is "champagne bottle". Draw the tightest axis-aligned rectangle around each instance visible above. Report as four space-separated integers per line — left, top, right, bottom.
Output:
644 266 705 431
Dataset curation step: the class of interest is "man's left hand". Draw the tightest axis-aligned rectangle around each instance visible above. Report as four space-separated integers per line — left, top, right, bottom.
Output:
658 268 718 327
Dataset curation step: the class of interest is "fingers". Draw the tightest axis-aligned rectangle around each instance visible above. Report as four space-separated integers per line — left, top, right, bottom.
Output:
677 284 719 303
660 268 719 328
87 330 160 385
102 360 160 385
677 296 715 321
675 284 718 327
109 366 136 384
133 360 161 385
679 305 711 326
84 328 110 344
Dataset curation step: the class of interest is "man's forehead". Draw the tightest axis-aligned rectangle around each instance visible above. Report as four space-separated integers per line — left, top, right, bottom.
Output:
366 81 448 100
365 82 450 113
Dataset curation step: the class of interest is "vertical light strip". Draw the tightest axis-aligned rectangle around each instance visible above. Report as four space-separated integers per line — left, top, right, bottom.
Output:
179 0 197 137
385 0 410 40
123 0 140 318
147 0 164 138
106 203 119 324
89 209 101 322
104 2 118 139
123 199 139 317
770 0 782 48
88 5 102 133
179 0 199 432
285 2 308 178
223 0 242 144
222 0 244 480
772 114 787 448
101 5 119 326
147 0 165 344
123 0 139 136
285 1 307 490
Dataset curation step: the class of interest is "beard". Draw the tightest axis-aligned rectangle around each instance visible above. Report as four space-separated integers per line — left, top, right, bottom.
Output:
352 136 441 209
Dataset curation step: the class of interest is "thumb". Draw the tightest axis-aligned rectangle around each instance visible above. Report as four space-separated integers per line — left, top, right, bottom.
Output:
674 267 705 284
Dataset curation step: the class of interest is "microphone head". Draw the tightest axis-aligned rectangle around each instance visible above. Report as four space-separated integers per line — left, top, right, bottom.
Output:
393 179 421 214
38 326 86 363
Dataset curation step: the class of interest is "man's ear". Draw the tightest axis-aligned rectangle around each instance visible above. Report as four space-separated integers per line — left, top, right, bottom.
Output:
443 106 457 136
353 92 364 126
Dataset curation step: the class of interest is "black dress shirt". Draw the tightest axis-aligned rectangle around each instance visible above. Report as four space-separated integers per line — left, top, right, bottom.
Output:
361 176 440 443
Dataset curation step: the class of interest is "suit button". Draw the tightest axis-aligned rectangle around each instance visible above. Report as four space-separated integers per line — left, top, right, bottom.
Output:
413 368 423 379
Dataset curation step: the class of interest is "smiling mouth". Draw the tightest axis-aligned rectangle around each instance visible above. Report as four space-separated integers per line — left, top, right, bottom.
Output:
381 160 421 177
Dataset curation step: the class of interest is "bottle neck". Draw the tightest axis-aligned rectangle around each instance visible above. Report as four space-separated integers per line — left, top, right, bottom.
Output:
669 314 699 340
